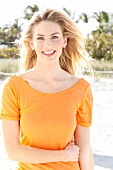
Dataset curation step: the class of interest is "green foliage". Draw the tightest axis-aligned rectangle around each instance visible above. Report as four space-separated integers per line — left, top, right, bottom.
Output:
79 13 88 23
0 5 113 63
0 5 39 48
0 19 22 47
24 4 39 20
93 11 109 23
0 47 19 59
85 24 113 61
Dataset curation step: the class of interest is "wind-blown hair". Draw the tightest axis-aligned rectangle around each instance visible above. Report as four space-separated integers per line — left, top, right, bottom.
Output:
19 8 92 76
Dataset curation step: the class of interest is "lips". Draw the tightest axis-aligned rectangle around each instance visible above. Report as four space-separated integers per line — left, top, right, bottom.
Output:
42 50 56 57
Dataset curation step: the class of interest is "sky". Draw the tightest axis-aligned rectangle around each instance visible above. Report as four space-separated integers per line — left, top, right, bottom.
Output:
0 0 113 35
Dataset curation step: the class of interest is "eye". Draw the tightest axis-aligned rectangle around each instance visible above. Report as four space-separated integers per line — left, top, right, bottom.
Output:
51 36 59 39
37 37 44 40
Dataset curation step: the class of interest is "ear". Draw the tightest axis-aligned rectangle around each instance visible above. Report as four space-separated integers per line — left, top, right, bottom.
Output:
63 37 67 48
30 41 35 50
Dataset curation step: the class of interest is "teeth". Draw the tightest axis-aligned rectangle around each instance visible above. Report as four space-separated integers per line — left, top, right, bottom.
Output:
43 51 54 54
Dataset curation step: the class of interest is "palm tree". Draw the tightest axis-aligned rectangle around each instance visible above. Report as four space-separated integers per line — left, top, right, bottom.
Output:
93 11 109 24
92 11 109 33
78 13 89 23
63 8 88 23
63 8 76 21
24 4 39 20
0 19 22 47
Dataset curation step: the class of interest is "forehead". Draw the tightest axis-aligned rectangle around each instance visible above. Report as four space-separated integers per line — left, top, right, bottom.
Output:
33 21 62 35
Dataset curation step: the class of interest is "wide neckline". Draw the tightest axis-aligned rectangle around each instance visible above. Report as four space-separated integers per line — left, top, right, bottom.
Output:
16 75 84 95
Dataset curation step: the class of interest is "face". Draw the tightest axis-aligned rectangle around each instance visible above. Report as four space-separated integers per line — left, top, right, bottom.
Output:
30 21 67 63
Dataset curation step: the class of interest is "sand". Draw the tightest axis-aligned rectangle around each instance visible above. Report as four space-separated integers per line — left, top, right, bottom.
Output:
0 78 113 170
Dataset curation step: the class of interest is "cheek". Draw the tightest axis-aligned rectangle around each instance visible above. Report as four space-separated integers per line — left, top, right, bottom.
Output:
54 40 64 56
33 41 42 51
53 39 64 48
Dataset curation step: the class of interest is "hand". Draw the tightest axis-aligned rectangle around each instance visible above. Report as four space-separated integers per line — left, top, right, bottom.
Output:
63 142 79 162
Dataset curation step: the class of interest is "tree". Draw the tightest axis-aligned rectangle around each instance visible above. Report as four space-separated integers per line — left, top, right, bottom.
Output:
0 19 22 47
91 11 110 34
24 4 39 20
85 23 113 61
78 13 89 23
63 7 89 23
63 8 77 22
93 11 109 24
0 4 40 47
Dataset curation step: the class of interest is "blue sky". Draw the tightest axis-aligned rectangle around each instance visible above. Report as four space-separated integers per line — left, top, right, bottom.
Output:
0 0 113 35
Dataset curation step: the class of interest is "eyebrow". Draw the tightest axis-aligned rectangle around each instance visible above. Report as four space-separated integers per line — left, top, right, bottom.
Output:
36 32 60 36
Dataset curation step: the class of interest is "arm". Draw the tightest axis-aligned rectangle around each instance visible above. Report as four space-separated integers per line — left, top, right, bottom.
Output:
2 118 79 164
74 125 94 170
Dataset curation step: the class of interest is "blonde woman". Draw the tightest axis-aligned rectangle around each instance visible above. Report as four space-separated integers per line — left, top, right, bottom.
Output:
0 9 94 170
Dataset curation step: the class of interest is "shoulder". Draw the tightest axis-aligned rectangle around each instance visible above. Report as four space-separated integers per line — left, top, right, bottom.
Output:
73 76 91 88
3 75 18 86
63 70 90 87
62 71 81 85
17 69 34 82
1 75 21 93
79 76 92 87
72 76 92 97
80 78 93 101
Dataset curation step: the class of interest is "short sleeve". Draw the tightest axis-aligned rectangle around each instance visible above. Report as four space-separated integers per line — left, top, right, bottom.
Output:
76 84 93 127
0 77 20 120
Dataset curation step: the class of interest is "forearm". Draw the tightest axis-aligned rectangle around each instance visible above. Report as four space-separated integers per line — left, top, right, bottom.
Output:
8 144 65 164
79 147 94 170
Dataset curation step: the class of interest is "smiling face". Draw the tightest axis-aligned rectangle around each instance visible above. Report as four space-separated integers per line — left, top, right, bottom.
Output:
30 21 67 63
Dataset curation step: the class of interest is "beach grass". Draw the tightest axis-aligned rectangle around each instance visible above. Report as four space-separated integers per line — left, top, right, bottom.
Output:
0 58 19 79
0 58 113 80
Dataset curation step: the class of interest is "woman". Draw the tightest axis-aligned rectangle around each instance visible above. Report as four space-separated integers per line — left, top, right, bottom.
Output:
0 9 94 170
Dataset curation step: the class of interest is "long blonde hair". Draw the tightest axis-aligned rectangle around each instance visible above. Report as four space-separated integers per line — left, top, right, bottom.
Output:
19 8 92 76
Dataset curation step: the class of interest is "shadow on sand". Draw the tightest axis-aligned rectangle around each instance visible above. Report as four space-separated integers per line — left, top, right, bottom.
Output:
94 154 113 169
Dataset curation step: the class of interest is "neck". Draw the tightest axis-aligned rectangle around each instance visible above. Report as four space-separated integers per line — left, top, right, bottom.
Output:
32 60 63 82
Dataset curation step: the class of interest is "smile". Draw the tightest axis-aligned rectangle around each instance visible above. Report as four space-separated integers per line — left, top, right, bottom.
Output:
42 50 55 55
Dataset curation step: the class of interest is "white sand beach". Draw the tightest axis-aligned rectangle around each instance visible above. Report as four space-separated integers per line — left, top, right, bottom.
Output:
0 77 113 170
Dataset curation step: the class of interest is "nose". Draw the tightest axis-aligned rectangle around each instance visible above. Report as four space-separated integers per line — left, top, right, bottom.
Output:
44 39 52 48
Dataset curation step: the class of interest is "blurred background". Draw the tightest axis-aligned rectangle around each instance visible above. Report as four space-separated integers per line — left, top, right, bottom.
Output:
0 0 113 170
0 0 113 78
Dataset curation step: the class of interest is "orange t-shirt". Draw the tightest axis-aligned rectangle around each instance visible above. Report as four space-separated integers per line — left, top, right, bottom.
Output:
0 75 93 170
